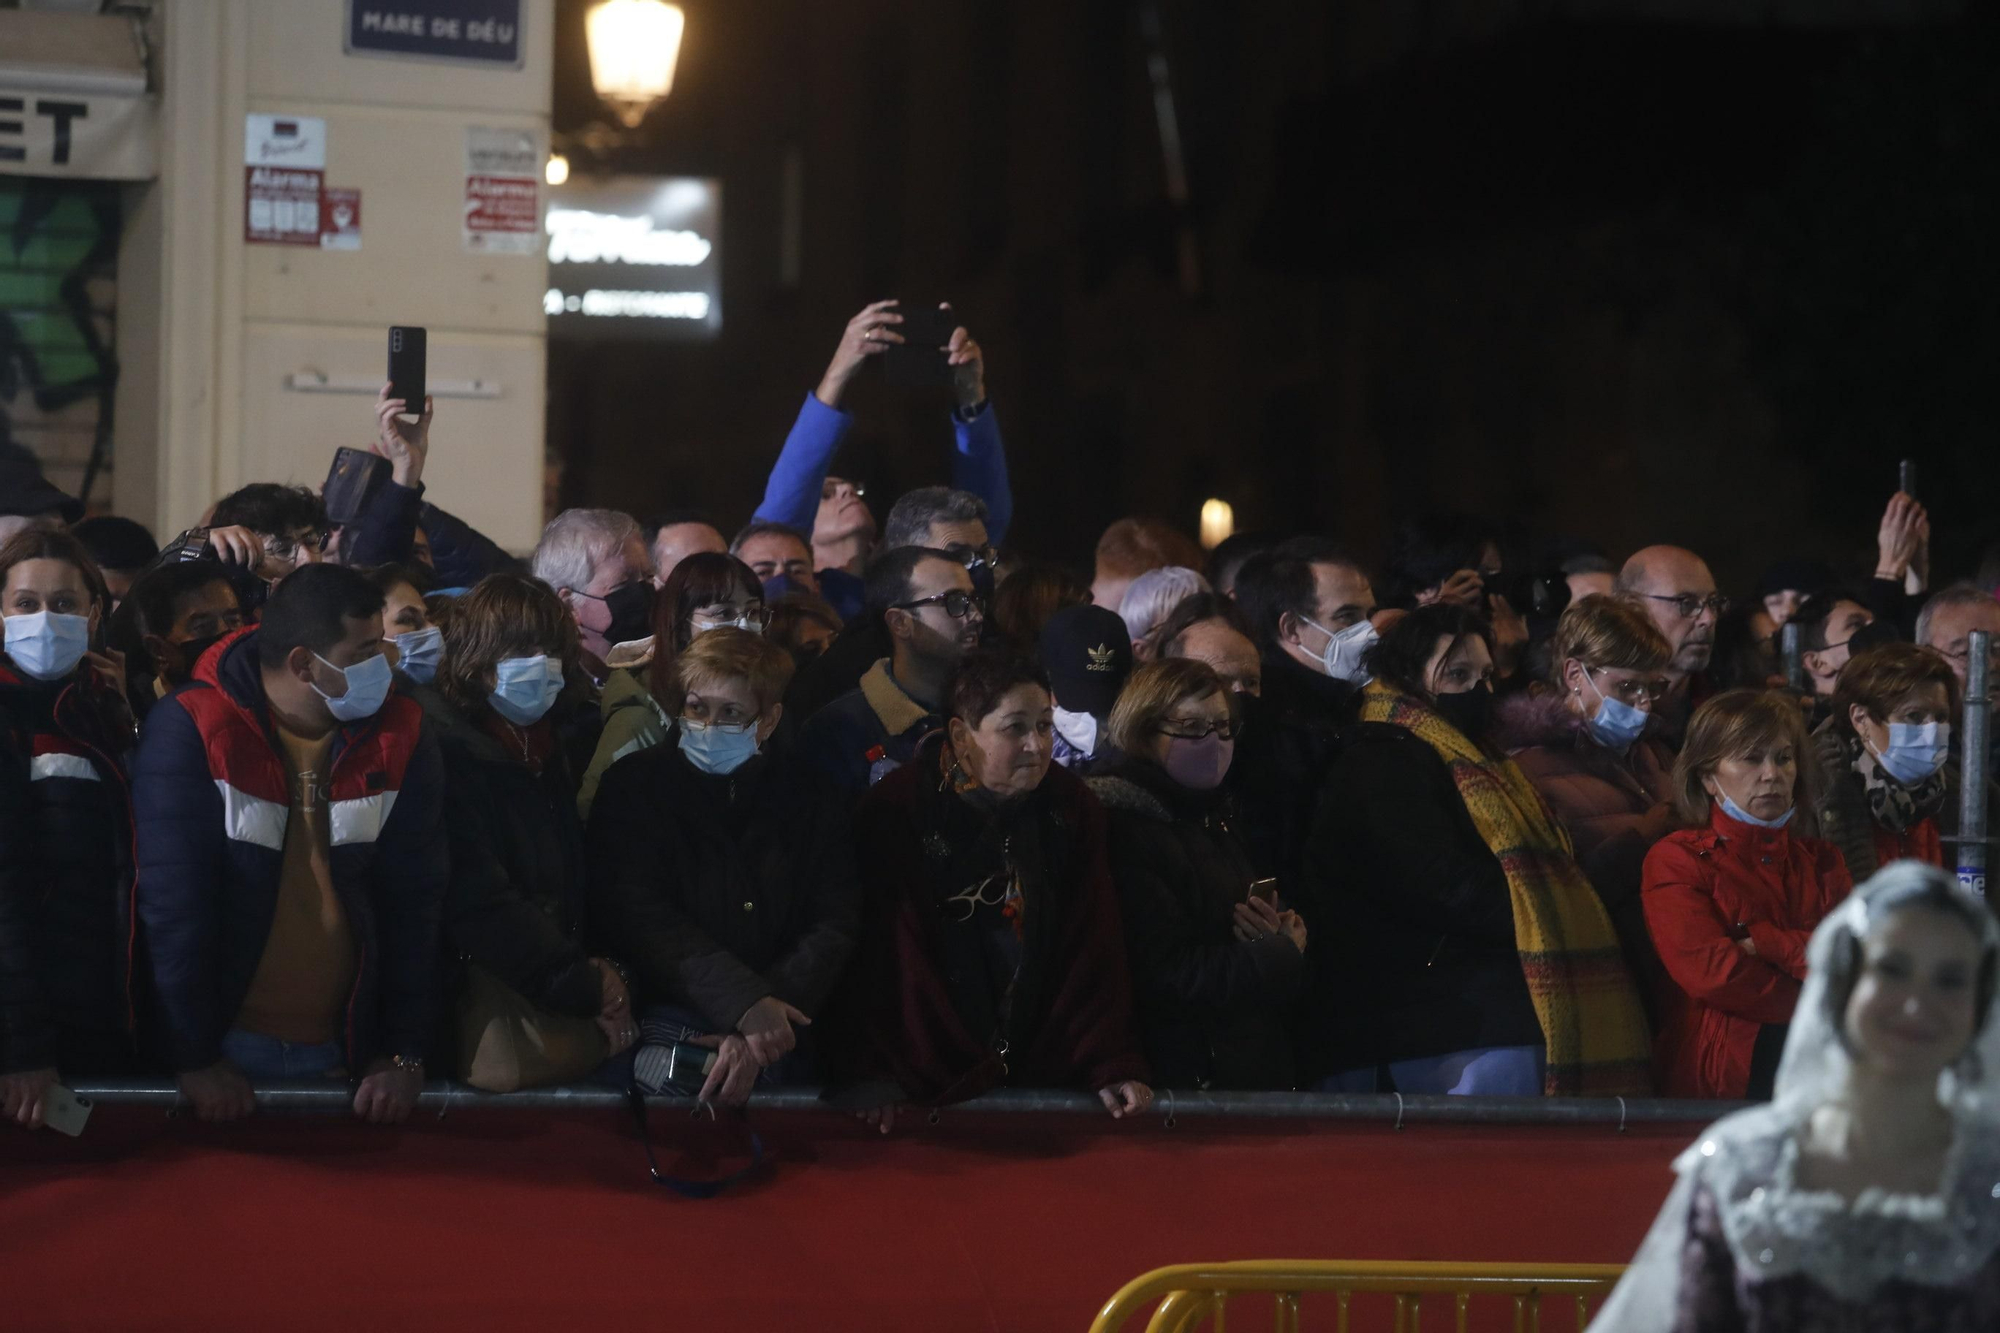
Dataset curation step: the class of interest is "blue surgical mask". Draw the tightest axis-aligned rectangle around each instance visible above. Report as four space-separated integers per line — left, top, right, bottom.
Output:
1718 792 1795 830
391 626 443 684
679 716 761 776
489 654 564 726
4 610 91 681
1583 672 1650 752
312 650 393 723
1873 721 1950 787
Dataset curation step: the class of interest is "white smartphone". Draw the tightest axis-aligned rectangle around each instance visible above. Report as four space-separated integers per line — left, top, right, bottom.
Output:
42 1084 92 1137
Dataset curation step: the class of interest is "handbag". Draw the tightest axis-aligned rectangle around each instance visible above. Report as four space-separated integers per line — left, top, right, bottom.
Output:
455 962 608 1093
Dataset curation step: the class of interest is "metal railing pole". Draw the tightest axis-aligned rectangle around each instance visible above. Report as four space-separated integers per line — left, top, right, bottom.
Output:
1960 629 1991 898
1781 623 1805 694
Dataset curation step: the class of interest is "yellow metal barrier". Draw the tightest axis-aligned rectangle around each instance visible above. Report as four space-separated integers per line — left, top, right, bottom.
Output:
1091 1260 1627 1333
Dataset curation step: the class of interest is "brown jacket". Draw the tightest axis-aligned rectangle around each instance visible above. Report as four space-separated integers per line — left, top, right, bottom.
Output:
1498 691 1680 1008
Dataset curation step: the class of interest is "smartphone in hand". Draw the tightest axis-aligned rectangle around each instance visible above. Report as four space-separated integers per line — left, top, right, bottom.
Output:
387 326 427 416
1899 458 1918 501
1246 878 1279 906
881 303 955 388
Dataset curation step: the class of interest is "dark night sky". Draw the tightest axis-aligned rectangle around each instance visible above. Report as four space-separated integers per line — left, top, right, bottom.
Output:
546 0 2000 591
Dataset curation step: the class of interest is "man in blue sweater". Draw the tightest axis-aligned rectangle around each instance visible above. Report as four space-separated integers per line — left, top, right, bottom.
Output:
754 301 1012 622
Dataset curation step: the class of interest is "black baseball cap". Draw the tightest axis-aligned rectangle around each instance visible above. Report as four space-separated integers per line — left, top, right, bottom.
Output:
1039 604 1132 717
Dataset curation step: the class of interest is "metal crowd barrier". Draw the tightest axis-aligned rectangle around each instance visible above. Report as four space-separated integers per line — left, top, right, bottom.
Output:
1955 628 1990 897
65 1081 1732 1126
1089 1260 1628 1333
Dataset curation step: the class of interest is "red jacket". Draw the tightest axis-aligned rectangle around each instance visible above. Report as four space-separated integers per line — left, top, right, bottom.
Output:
1640 806 1851 1098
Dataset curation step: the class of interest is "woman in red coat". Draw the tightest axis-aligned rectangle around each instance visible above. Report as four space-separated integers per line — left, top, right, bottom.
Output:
1641 689 1851 1099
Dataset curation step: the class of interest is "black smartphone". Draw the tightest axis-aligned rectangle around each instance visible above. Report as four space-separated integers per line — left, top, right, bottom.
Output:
881 303 957 388
322 447 391 525
1899 458 1918 501
1246 878 1279 906
387 325 426 414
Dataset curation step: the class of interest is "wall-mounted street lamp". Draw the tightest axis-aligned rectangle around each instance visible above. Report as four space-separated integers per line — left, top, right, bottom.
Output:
585 0 686 129
1199 498 1235 550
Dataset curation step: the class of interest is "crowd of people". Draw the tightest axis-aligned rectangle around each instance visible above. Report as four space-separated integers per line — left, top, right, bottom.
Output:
2 299 1998 1134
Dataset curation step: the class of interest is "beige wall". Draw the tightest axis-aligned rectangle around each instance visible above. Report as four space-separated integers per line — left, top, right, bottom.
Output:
116 0 554 551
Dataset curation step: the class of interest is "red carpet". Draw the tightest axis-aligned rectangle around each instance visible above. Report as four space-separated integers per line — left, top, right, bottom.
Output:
0 1107 1691 1331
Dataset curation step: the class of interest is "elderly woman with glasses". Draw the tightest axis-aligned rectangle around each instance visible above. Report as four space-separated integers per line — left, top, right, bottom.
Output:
1085 659 1305 1090
1499 595 1682 1007
835 647 1151 1130
577 551 768 818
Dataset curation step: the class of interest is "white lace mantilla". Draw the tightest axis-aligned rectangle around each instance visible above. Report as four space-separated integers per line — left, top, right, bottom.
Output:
1692 1114 2000 1303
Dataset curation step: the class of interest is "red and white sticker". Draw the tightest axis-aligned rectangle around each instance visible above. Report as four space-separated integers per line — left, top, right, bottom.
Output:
463 125 540 255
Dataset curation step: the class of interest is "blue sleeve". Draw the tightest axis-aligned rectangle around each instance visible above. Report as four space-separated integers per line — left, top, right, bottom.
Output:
951 402 1012 548
131 697 230 1071
371 723 448 1061
341 479 424 569
755 393 853 532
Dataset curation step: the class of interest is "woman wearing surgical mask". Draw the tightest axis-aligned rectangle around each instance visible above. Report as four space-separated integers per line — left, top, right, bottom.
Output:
588 629 857 1107
1309 604 1651 1098
1811 642 1957 881
577 552 765 820
366 565 443 691
1644 690 1852 1099
0 530 141 1131
1086 659 1304 1090
426 573 635 1091
1499 596 1680 1012
835 648 1151 1131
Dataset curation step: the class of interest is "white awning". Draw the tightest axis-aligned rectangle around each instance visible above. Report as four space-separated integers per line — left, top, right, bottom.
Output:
0 10 157 180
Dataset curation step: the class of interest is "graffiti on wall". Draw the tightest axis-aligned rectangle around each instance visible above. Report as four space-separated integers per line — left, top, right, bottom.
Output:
0 178 119 509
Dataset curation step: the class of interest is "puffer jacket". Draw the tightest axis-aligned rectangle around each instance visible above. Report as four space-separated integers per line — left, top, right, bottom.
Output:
1641 805 1851 1098
1088 760 1302 1090
133 629 447 1072
422 691 600 1024
1498 690 1679 1009
586 740 859 1034
0 663 138 1075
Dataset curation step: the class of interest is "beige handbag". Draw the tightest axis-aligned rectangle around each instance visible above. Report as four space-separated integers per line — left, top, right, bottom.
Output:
455 963 609 1093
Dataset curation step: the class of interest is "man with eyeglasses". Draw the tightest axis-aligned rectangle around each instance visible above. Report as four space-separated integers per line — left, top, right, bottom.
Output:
1616 545 1727 750
798 547 982 794
750 301 1014 623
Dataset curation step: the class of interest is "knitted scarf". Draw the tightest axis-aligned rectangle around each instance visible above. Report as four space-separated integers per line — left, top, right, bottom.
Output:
1361 682 1653 1095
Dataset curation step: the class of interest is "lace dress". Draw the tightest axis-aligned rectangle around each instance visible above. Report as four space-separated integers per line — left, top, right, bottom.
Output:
1672 1129 2000 1332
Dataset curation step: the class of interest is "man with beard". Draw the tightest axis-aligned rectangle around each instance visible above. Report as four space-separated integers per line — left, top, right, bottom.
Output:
1616 544 1725 752
798 547 983 794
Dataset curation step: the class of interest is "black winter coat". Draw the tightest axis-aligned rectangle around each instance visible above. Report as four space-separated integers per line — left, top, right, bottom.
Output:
586 743 859 1034
1303 722 1541 1079
424 693 601 1022
1230 652 1354 897
0 665 138 1075
1088 760 1302 1090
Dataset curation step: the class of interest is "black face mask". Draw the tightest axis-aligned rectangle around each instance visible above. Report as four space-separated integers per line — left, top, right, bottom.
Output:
1431 686 1494 741
598 581 657 648
165 632 229 685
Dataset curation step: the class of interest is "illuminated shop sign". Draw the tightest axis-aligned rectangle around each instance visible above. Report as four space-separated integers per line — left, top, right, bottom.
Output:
543 175 719 340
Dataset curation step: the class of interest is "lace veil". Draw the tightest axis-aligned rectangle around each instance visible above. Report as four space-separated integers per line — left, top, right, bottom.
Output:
1587 862 2000 1330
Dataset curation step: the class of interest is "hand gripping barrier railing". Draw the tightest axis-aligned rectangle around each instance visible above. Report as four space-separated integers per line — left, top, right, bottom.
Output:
1089 1260 1627 1333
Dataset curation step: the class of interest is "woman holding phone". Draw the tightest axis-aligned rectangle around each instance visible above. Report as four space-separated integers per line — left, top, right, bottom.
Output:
1087 659 1305 1089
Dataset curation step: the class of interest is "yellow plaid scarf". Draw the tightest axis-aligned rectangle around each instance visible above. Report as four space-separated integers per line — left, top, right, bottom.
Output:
1361 683 1652 1096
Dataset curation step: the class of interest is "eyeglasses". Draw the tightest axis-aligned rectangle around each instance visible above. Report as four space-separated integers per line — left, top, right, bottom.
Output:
1585 665 1673 705
692 606 772 633
945 543 999 572
893 589 984 621
1642 592 1730 619
263 530 331 564
1156 716 1238 742
820 479 868 501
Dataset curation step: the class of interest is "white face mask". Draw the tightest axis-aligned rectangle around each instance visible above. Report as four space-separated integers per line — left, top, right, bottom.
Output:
311 650 393 723
4 610 91 681
488 654 565 726
1052 706 1099 759
1302 616 1377 684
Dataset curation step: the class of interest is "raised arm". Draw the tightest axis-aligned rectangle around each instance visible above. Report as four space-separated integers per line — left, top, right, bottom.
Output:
754 301 903 530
